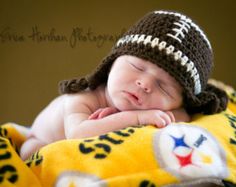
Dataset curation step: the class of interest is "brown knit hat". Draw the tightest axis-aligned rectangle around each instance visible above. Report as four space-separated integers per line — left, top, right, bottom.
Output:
59 10 228 115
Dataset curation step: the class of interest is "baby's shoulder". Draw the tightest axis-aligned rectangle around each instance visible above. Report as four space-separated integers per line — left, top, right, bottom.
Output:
63 90 97 102
62 88 105 112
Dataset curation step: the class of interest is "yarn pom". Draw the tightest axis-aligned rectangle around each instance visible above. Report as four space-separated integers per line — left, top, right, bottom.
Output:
185 83 228 115
59 78 88 94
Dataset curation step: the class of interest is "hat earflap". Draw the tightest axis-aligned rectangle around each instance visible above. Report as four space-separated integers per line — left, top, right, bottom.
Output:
58 53 116 95
185 83 228 114
59 77 89 94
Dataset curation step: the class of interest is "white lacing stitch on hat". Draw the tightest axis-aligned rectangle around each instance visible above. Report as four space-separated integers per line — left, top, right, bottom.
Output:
167 20 191 43
116 34 202 94
154 10 212 50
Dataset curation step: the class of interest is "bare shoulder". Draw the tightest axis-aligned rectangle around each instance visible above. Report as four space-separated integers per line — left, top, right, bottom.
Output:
63 86 107 115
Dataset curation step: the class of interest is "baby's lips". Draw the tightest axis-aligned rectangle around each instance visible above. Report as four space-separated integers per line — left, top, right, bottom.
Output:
131 91 143 105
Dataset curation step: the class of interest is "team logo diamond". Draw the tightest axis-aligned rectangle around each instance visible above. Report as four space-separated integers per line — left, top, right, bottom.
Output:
153 124 228 179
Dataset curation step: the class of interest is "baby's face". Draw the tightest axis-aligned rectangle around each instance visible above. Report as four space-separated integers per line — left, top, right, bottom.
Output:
105 55 183 111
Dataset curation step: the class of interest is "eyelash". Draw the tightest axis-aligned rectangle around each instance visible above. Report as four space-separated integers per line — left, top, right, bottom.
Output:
130 63 143 71
157 82 173 98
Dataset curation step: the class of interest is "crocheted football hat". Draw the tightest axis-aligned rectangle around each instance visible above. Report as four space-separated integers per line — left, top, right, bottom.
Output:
59 10 228 114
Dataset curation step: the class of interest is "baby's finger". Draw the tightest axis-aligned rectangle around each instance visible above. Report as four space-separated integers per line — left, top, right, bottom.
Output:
98 109 110 119
166 111 175 122
158 111 172 125
154 117 167 128
98 107 116 119
88 109 103 120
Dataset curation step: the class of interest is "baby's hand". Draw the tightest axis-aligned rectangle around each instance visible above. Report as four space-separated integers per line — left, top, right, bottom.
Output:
138 110 175 128
88 107 120 120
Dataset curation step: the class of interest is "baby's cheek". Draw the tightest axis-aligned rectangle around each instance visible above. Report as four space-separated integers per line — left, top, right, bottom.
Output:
150 96 171 110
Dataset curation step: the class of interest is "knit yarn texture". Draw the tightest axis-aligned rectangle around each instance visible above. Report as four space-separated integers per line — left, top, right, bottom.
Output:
59 10 228 114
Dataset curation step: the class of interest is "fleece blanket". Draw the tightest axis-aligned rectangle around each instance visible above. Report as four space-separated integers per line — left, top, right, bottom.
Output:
0 80 236 187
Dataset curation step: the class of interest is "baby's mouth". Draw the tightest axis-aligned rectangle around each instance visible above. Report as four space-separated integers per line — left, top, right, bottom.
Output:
123 91 142 105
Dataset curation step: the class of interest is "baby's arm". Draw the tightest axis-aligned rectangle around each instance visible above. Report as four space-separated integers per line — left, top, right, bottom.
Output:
88 107 190 123
65 107 173 139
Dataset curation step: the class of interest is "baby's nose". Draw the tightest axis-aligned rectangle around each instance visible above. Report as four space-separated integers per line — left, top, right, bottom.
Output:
136 79 152 93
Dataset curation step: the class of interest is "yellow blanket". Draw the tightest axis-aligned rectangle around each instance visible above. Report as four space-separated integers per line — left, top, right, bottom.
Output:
1 81 236 187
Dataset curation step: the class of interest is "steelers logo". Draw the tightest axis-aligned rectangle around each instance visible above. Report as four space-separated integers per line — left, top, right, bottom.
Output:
153 124 228 179
55 171 107 187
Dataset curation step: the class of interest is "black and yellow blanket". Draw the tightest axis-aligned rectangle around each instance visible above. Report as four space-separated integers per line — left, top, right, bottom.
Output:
1 81 236 187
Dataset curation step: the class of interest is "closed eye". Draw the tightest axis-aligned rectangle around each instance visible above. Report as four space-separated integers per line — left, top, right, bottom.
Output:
157 81 174 99
130 63 144 71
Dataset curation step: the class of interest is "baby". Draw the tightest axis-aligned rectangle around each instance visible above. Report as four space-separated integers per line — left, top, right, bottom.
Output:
20 10 228 160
